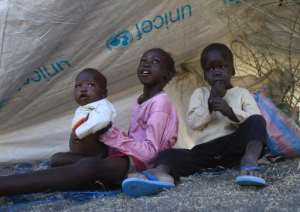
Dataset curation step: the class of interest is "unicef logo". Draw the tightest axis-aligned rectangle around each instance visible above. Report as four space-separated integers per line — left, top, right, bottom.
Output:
106 4 192 50
106 31 133 49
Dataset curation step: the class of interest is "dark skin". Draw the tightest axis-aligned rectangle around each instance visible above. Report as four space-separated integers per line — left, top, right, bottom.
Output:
145 48 264 184
0 50 174 196
0 70 129 196
203 50 239 122
127 49 177 183
203 50 263 167
51 71 109 167
137 49 171 104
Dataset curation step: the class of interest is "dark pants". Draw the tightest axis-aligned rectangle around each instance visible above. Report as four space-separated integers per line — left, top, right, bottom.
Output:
154 115 267 179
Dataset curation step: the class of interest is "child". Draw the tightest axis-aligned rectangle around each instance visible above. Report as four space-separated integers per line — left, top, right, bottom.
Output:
123 43 267 197
50 68 116 167
0 48 178 196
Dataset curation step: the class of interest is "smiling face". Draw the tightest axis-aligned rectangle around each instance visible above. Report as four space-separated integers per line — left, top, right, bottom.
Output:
137 49 170 87
74 71 107 106
202 50 234 88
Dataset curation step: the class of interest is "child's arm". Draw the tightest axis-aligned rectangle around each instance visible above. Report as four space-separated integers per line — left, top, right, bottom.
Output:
229 88 261 123
211 88 260 123
70 130 80 144
75 101 116 139
187 88 212 130
209 97 239 122
101 99 177 164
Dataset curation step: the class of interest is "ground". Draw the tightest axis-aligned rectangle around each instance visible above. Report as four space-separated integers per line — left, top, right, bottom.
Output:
1 158 300 211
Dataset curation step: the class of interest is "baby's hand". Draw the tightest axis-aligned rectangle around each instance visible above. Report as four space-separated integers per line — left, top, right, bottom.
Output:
71 131 80 144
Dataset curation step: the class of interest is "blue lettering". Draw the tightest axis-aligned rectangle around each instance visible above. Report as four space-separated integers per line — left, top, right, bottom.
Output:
224 0 241 5
135 23 143 40
51 63 61 74
108 4 193 49
153 16 164 29
38 67 50 81
169 8 181 23
141 20 153 33
30 70 42 82
57 64 64 72
43 64 59 77
57 60 71 69
164 13 169 29
18 59 71 90
181 4 192 19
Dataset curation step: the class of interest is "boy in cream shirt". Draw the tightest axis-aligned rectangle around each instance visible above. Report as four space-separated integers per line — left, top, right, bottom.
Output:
187 82 261 144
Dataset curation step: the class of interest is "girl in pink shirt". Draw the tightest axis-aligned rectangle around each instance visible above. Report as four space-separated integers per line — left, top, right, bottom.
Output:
0 48 178 196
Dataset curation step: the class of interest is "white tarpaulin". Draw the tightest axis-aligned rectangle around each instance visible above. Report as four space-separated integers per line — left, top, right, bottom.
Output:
0 0 299 162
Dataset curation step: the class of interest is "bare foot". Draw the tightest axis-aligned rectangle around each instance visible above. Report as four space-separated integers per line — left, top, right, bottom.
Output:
127 168 174 184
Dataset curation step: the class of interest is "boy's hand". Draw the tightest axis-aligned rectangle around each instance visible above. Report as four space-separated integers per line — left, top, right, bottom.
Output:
210 97 230 114
209 97 239 122
211 81 226 98
209 81 226 113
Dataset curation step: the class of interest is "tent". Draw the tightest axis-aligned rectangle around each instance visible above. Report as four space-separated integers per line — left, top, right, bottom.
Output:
0 0 299 162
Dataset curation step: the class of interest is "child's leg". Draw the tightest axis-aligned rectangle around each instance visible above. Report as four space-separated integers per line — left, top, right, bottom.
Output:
220 115 268 185
151 114 266 179
122 141 228 197
0 156 129 196
50 152 86 167
235 115 267 167
240 140 264 167
151 138 230 181
216 115 267 168
69 133 108 157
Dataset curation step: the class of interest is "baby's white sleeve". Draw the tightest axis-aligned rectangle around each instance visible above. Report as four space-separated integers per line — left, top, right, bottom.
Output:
75 100 117 139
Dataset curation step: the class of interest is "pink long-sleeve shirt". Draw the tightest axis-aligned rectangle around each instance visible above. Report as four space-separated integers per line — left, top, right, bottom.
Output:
102 92 178 170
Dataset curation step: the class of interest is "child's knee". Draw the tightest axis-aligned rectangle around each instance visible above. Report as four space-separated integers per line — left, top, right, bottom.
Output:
75 157 100 177
244 115 266 130
155 149 177 165
49 152 70 167
154 149 190 169
241 115 268 144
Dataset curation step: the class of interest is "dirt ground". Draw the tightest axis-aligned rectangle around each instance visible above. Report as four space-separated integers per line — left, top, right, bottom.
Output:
1 158 300 211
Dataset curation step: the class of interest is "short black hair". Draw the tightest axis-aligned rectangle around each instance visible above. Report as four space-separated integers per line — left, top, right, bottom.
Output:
200 43 235 75
76 68 108 97
146 48 176 82
76 68 107 88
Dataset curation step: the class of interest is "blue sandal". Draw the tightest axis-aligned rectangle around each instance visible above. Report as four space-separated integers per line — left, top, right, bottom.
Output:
122 171 175 197
235 166 266 186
